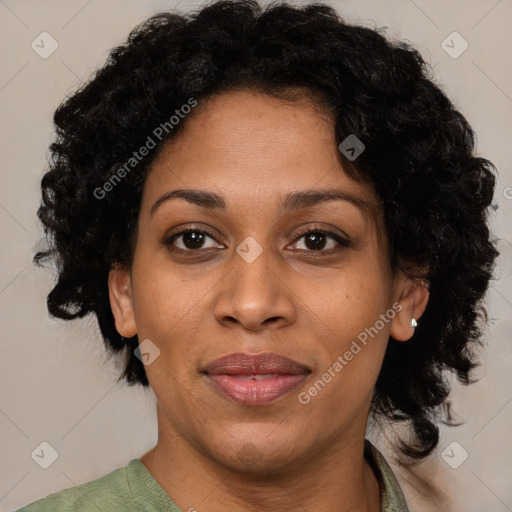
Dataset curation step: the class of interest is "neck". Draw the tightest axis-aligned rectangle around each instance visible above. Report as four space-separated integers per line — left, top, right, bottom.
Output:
140 413 381 512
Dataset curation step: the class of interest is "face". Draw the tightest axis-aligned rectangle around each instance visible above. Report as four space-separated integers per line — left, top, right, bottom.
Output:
109 89 427 474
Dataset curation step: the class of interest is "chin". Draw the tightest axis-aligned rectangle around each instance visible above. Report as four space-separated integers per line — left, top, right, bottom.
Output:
208 436 307 477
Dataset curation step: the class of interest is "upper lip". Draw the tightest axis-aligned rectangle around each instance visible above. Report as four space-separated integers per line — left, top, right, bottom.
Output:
203 352 311 376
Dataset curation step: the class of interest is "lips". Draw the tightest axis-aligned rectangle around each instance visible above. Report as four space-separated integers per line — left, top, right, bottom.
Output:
203 352 311 376
202 352 311 405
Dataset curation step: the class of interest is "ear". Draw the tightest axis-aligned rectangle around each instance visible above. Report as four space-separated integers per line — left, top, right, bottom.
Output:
390 269 430 342
108 264 137 338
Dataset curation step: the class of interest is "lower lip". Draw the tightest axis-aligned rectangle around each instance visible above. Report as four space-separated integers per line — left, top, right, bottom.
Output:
205 374 308 405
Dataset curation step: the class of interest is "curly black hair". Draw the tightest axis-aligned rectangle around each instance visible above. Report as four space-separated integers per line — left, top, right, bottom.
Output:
34 0 499 460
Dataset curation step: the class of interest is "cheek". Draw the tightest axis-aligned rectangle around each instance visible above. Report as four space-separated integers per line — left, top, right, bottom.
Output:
318 265 391 334
132 252 197 327
312 269 391 387
131 276 203 411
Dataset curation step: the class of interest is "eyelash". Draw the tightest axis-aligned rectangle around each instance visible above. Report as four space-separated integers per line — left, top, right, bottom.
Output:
163 225 350 256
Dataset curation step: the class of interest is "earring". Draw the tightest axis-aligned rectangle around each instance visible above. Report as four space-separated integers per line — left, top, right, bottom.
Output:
121 336 125 343
410 318 417 329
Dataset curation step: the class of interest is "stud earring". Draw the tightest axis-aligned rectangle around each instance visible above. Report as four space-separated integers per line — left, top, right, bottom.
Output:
410 318 417 329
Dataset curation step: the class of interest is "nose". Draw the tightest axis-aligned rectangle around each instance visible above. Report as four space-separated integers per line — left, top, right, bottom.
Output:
212 244 297 332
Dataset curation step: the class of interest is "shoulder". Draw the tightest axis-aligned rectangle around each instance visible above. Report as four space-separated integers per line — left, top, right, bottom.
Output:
15 461 140 512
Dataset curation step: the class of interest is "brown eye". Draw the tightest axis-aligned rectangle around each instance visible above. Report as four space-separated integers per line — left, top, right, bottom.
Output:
164 228 223 251
180 230 207 249
303 232 327 250
290 229 350 253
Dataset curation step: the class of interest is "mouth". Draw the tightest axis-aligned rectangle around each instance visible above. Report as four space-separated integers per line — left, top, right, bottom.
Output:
202 352 311 405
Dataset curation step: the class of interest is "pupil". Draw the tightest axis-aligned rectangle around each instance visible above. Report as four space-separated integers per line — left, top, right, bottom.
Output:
184 231 204 249
306 232 325 250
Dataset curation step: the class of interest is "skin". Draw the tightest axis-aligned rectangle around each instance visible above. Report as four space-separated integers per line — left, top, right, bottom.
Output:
109 89 429 512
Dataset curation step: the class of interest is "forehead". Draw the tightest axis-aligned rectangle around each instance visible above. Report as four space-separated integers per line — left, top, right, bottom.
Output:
147 91 370 190
142 89 383 232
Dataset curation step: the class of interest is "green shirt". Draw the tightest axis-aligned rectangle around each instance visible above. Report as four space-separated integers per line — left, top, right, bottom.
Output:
17 440 409 511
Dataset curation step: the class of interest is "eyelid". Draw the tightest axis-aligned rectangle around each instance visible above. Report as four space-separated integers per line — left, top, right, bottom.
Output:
292 220 350 240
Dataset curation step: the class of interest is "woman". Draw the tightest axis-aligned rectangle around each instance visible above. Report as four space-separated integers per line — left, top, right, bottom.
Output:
17 0 498 510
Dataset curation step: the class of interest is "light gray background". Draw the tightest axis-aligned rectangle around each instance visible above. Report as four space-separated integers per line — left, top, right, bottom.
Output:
1 1 511 510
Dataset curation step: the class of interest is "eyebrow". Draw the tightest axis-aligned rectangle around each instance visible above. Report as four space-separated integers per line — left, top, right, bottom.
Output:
150 188 374 217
